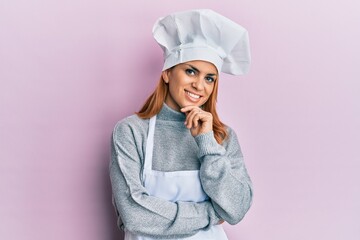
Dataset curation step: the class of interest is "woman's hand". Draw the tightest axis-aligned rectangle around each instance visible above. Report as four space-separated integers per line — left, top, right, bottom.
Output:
181 106 213 137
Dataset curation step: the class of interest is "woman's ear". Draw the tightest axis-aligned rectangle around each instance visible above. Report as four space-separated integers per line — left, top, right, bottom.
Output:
162 70 170 83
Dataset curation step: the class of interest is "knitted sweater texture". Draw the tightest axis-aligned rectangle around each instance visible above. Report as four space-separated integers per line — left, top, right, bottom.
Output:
109 103 253 239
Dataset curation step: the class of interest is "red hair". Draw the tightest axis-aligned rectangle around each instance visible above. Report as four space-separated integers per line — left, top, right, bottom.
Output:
136 75 228 144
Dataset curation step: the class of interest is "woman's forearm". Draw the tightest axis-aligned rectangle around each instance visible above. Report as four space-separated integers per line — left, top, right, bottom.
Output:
195 128 253 224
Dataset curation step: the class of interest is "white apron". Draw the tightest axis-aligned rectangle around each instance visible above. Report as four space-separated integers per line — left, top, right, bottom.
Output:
125 115 228 240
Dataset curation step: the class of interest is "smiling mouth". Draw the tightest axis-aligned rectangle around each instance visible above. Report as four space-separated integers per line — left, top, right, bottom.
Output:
185 90 201 99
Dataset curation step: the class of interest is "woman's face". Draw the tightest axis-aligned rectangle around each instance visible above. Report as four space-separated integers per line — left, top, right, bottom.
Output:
162 60 218 112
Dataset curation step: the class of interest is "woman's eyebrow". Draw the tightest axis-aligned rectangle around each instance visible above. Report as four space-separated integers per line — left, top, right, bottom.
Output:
185 64 217 76
185 64 200 73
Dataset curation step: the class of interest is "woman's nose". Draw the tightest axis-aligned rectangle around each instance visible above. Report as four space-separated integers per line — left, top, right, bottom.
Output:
191 77 204 91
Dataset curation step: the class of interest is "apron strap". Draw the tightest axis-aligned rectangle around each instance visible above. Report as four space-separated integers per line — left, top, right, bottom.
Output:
144 115 156 172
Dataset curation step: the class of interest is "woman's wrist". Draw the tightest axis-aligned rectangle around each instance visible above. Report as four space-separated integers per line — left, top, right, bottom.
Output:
195 131 226 159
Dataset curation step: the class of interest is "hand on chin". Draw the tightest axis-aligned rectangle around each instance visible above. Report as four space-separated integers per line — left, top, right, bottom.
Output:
180 105 213 137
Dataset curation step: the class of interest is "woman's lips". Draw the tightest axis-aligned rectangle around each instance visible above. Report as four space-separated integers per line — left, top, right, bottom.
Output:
185 90 202 102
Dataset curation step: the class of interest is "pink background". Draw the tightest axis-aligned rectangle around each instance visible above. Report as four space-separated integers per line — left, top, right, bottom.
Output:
1 0 359 239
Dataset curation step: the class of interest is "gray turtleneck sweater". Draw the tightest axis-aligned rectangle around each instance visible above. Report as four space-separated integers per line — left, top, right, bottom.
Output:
109 104 253 239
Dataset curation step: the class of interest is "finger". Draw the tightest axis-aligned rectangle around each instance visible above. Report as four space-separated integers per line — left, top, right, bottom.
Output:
192 111 203 128
185 109 198 128
186 109 201 129
182 106 198 126
181 106 199 114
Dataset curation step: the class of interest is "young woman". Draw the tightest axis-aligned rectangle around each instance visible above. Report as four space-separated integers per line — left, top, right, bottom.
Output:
110 9 253 240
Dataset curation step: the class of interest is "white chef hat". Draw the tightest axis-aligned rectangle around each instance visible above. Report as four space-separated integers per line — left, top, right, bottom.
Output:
152 9 251 75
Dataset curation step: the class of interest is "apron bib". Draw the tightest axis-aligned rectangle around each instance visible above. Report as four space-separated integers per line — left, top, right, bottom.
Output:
125 115 227 240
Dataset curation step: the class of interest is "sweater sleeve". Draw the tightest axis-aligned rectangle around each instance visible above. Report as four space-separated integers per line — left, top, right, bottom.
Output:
194 128 253 225
109 120 221 239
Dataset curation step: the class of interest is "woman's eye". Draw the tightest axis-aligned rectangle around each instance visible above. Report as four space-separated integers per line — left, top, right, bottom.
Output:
185 69 196 75
205 76 215 83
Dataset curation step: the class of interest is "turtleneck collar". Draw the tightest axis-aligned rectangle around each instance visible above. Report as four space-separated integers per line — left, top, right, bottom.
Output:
157 103 186 122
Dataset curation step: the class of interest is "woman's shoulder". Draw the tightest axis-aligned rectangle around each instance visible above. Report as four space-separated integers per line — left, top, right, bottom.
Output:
112 114 149 137
224 125 238 139
223 125 242 148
